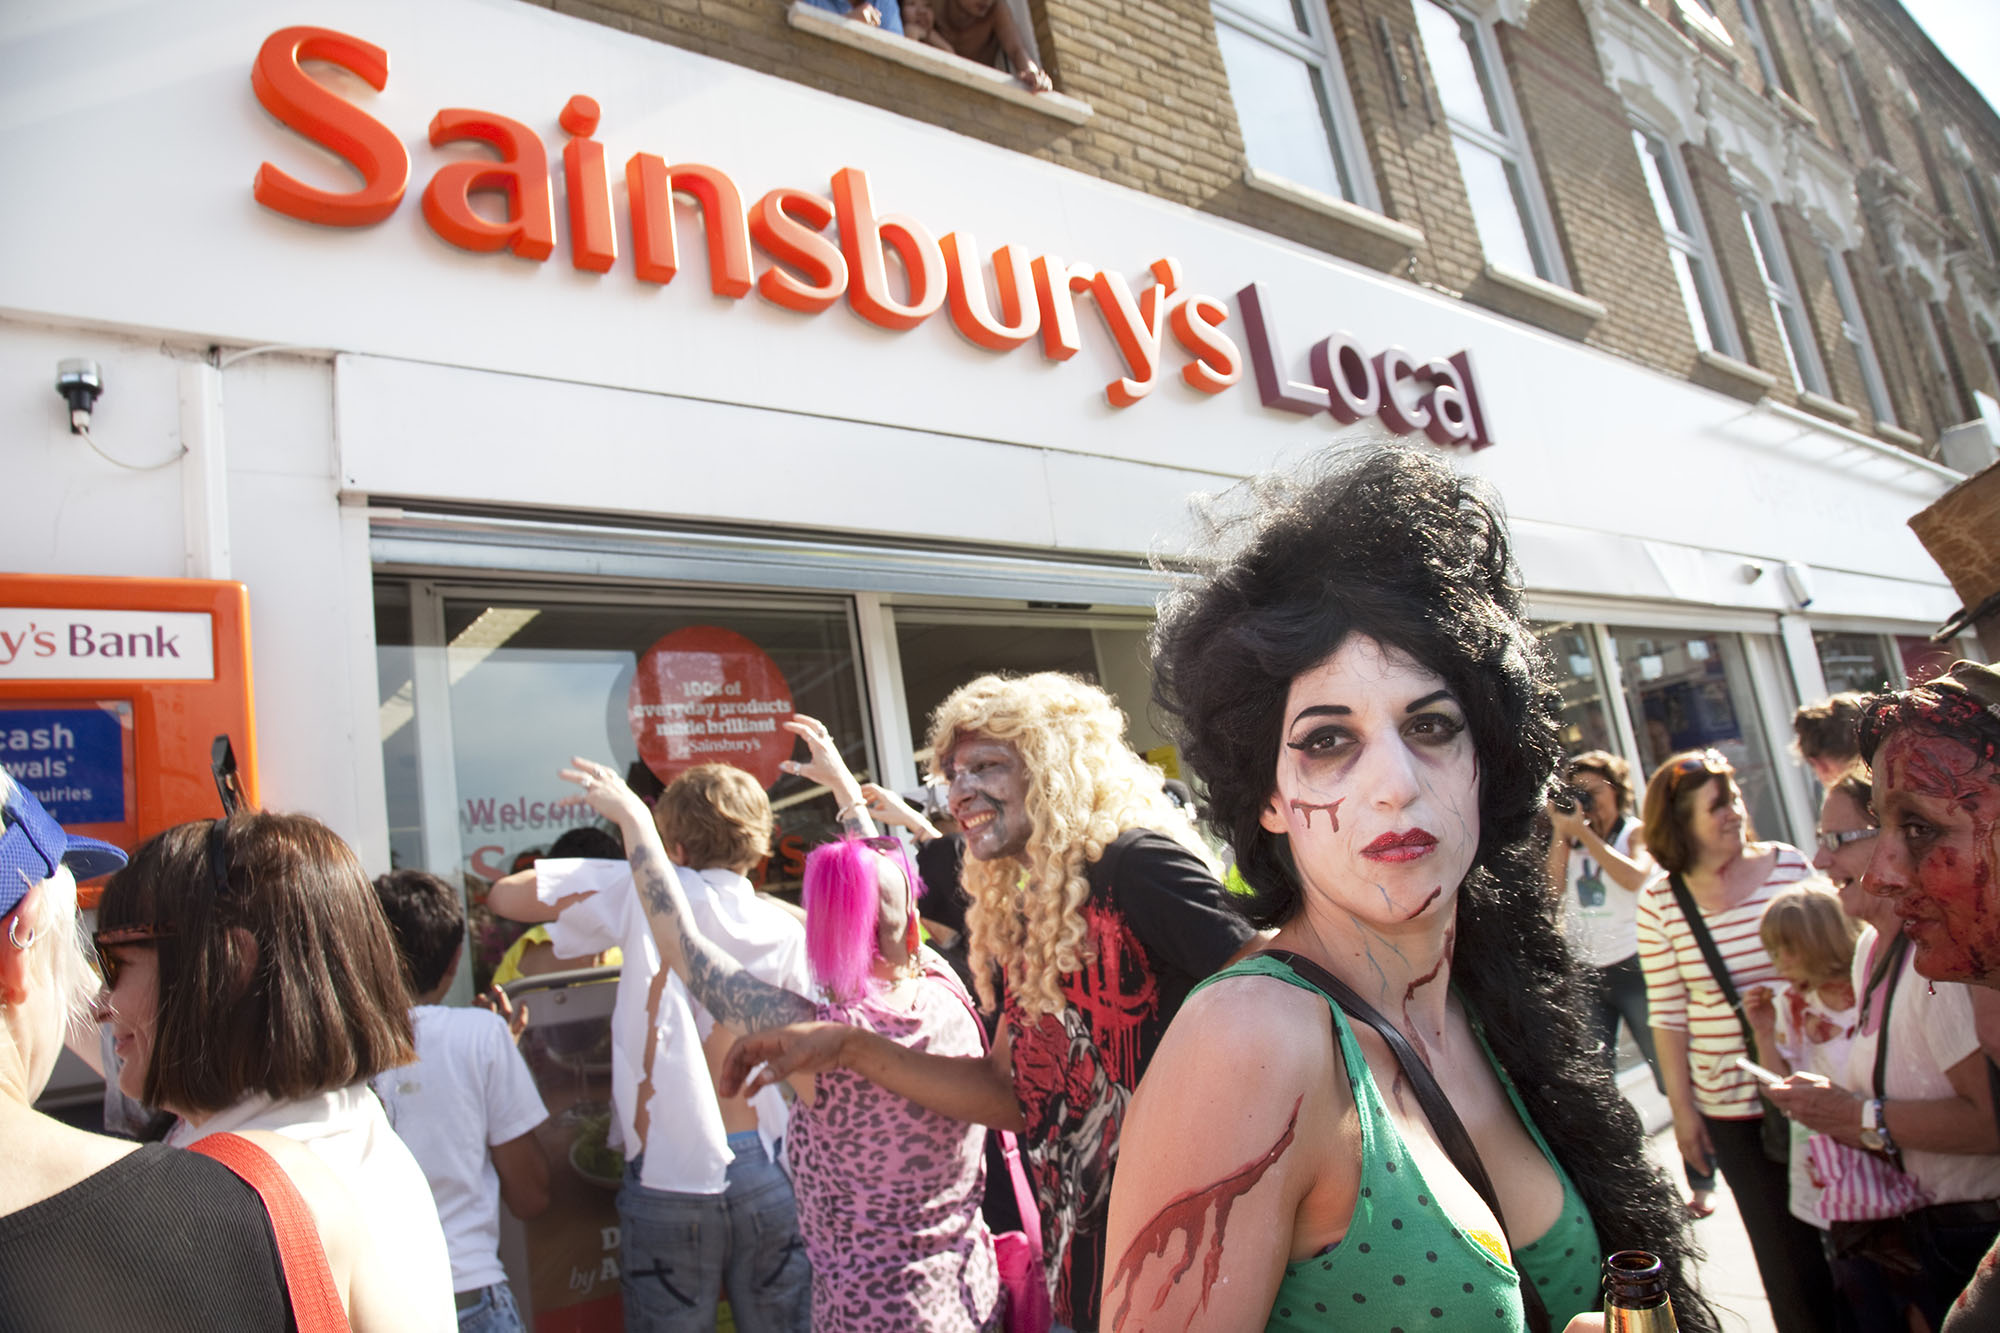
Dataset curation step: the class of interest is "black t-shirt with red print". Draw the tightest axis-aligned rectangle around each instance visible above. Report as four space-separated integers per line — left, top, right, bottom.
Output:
1002 829 1254 1332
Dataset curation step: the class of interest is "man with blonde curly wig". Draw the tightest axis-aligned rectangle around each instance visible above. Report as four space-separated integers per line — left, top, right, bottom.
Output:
726 673 1252 1331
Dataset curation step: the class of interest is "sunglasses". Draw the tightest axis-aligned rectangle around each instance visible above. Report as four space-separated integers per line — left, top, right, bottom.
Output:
1662 749 1731 788
1814 826 1878 856
93 818 232 987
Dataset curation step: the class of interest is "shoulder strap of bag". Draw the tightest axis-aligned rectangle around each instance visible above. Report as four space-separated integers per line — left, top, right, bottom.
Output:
1260 949 1551 1333
1867 933 1909 1099
1666 873 1758 1055
942 977 1045 1257
190 1132 351 1333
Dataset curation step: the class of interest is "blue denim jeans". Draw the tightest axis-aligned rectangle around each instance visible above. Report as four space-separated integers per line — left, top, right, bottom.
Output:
617 1138 811 1333
455 1281 525 1333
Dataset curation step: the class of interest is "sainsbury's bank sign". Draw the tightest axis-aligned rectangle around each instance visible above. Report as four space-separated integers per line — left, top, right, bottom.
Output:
250 25 1494 448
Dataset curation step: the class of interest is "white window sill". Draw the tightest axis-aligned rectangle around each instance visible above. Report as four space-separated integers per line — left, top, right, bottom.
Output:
1796 389 1860 425
1481 263 1608 323
1875 422 1924 450
1669 0 1737 62
1695 348 1777 395
1244 169 1424 251
1772 90 1817 129
787 2 1092 125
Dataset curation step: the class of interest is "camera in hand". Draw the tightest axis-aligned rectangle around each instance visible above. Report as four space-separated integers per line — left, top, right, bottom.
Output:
1550 784 1593 815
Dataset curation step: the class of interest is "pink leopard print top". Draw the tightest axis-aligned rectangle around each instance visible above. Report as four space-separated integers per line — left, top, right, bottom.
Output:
787 951 1003 1332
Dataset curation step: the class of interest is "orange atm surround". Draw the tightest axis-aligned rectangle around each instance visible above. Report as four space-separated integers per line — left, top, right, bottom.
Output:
0 574 259 904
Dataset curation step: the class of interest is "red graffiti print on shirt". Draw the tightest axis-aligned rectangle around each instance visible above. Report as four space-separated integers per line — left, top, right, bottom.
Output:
1106 1095 1302 1329
1073 902 1161 1079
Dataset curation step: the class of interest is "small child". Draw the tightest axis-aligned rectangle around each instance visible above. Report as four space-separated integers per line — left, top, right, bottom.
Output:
373 870 552 1333
1746 883 1860 1227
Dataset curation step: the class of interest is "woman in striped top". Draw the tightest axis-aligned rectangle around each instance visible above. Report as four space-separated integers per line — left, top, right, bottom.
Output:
1635 748 1836 1333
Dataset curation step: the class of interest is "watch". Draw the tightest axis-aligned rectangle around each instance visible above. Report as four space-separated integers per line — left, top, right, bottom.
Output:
1859 1097 1894 1153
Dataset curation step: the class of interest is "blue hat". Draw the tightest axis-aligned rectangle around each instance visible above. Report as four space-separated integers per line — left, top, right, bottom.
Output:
1 771 128 917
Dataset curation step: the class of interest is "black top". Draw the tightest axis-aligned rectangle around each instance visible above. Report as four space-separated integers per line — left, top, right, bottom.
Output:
1002 828 1254 1332
0 1142 294 1333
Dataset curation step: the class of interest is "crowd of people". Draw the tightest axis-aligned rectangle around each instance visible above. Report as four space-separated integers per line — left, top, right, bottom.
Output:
3 441 2000 1332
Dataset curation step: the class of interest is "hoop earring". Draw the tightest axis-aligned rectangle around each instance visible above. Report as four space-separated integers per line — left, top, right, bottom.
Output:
7 915 36 950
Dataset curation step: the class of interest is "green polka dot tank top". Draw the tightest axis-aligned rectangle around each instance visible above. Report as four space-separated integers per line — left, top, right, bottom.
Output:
1191 954 1602 1331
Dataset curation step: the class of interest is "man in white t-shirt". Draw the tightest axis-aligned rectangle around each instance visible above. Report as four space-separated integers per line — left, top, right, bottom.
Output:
489 764 812 1333
373 870 552 1333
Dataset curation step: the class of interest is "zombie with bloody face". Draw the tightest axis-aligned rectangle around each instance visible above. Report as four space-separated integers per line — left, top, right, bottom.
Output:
723 674 1253 1332
1853 660 2000 1333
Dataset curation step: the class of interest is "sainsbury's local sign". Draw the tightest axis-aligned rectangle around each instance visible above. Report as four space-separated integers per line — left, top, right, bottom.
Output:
249 25 1494 448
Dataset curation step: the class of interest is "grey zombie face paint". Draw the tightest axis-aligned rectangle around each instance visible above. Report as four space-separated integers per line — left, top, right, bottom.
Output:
943 733 1034 864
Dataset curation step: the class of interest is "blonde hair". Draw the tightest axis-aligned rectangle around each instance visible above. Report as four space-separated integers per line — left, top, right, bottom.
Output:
927 673 1216 1018
1759 882 1860 987
1 864 90 1077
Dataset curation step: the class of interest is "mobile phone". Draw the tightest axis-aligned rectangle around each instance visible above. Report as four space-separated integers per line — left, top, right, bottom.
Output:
211 733 245 816
1735 1056 1784 1087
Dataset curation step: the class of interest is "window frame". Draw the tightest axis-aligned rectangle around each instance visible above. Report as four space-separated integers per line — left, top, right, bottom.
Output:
1632 122 1739 358
1819 243 1897 427
1417 0 1570 287
1732 0 1790 98
1212 0 1380 213
1735 190 1829 395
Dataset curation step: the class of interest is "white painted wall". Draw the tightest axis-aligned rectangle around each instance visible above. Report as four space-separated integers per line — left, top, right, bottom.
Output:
2 320 382 859
0 0 1960 608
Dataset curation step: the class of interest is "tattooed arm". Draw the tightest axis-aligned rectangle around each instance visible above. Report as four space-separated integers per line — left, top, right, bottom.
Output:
1103 976 1352 1331
560 758 815 1034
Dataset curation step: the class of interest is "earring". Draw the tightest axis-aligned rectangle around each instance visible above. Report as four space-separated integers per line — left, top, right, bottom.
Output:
7 915 36 950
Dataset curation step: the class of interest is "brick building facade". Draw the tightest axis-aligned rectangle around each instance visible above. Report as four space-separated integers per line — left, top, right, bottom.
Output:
526 0 2000 460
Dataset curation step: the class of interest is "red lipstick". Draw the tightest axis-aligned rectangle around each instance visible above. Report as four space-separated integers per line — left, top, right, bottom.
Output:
1361 829 1437 862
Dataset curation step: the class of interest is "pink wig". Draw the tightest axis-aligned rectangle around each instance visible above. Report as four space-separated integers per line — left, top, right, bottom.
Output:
803 836 924 1006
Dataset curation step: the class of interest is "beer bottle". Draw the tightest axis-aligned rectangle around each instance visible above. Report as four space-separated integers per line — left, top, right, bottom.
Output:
1602 1249 1677 1332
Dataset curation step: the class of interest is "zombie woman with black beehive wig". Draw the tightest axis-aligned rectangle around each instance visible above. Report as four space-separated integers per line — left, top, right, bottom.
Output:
1104 444 1713 1332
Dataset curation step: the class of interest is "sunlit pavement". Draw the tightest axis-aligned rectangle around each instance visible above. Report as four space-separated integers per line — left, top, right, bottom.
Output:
1621 1064 1778 1333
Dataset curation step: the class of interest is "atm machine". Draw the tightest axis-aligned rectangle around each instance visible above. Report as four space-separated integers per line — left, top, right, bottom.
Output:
1 573 259 1118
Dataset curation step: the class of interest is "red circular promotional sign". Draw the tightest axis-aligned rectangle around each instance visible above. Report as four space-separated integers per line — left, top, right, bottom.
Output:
627 626 794 790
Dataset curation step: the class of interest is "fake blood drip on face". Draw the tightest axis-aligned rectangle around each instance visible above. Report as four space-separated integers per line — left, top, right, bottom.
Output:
1289 798 1342 830
1106 1095 1302 1327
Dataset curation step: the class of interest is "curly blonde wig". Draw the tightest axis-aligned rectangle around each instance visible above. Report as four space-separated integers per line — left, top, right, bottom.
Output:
927 672 1215 1019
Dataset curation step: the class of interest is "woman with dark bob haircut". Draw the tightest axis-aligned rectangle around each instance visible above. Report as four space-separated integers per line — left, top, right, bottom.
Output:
96 813 456 1328
1103 445 1712 1332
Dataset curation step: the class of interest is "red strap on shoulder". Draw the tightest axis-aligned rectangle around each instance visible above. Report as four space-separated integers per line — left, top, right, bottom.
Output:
189 1132 352 1332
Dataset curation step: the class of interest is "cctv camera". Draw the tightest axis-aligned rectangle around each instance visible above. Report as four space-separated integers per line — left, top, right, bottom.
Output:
56 358 103 433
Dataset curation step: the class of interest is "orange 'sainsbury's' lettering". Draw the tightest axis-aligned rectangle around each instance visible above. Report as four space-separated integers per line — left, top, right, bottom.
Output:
1171 296 1244 394
625 157 753 297
941 234 1038 351
242 26 1500 435
560 95 616 273
1090 258 1180 407
750 188 848 314
423 108 555 260
1032 255 1097 362
250 26 408 226
832 168 946 332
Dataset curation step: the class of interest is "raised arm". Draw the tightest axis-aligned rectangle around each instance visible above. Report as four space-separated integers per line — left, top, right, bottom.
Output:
779 713 880 837
561 758 815 1033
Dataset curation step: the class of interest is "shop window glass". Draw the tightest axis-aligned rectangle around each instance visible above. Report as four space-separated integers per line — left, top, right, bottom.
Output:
1534 622 1617 756
894 617 1098 761
1609 627 1787 846
1812 631 1894 695
1897 634 1956 686
376 586 869 989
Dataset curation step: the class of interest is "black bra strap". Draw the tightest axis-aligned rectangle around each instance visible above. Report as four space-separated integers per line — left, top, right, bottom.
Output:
1260 949 1552 1333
